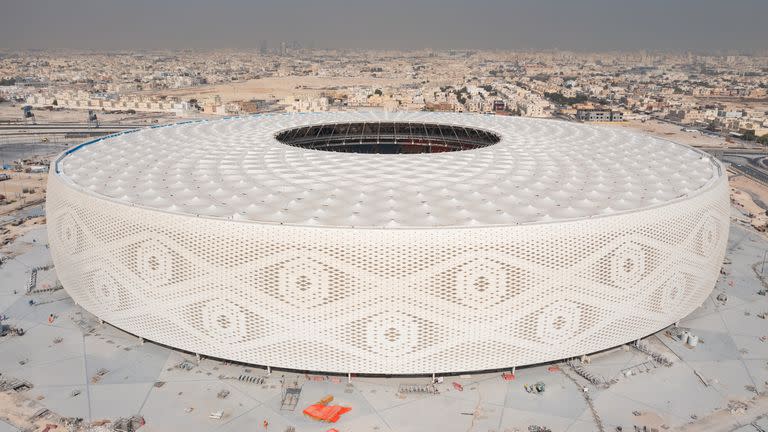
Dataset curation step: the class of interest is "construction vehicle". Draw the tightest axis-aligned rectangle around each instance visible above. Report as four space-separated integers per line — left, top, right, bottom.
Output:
524 381 545 395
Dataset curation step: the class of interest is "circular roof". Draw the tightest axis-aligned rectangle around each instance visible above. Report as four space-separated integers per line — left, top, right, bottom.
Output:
57 111 721 228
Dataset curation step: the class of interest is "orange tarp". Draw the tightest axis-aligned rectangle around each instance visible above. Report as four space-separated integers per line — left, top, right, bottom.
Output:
303 404 352 423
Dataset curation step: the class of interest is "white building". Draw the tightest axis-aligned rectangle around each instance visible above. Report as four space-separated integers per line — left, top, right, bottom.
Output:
48 112 728 374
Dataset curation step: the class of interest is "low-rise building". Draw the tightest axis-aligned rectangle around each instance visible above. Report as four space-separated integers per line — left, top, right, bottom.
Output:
576 108 624 122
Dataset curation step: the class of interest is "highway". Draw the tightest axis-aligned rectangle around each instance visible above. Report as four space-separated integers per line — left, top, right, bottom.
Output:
0 141 70 160
698 147 766 156
722 154 768 186
650 115 764 149
0 123 138 131
0 123 143 140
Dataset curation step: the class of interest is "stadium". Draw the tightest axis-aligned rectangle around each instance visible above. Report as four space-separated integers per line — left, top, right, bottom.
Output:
47 111 729 375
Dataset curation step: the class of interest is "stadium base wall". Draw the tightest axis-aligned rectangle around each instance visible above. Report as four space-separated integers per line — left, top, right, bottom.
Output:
47 172 729 374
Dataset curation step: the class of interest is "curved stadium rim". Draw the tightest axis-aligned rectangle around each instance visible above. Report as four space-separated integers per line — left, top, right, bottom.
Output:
52 112 725 230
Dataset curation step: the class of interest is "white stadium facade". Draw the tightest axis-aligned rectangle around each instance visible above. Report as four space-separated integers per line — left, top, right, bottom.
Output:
47 112 729 375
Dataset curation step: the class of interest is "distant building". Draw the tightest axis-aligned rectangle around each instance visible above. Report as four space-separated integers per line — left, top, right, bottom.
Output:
517 99 549 118
576 109 624 122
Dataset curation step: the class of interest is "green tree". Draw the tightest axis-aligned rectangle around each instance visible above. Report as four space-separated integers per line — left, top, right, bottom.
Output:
544 92 588 105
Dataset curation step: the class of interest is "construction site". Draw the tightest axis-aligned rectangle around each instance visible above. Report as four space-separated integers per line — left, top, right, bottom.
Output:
3 134 768 432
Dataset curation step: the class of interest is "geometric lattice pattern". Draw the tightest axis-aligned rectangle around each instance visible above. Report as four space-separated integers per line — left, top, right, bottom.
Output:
47 114 730 374
56 112 718 227
47 171 728 374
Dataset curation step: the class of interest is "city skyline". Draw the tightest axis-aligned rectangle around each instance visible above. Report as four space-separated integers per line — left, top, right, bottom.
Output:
2 0 767 53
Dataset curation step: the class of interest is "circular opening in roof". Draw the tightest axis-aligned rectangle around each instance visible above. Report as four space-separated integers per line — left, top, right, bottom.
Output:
275 121 501 154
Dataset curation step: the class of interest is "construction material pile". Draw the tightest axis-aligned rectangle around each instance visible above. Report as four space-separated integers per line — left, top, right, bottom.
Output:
303 395 351 423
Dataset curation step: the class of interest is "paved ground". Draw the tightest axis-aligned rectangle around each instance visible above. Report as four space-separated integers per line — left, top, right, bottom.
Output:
2 207 768 431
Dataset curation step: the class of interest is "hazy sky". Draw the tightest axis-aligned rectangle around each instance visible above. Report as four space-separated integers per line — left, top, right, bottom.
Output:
1 0 766 53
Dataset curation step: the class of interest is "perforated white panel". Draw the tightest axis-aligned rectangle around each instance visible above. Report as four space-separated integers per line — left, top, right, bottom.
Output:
47 143 729 373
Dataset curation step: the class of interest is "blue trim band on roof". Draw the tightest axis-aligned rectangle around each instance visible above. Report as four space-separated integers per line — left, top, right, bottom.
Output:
56 128 141 174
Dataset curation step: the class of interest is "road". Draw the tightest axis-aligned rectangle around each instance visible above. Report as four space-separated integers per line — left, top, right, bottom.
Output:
0 141 71 161
698 147 766 156
722 154 768 186
0 123 143 141
0 123 138 131
651 115 763 149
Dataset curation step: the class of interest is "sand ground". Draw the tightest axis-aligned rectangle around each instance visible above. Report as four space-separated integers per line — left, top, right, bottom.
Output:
607 119 730 148
0 103 180 125
0 170 46 216
729 170 768 231
133 75 416 103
